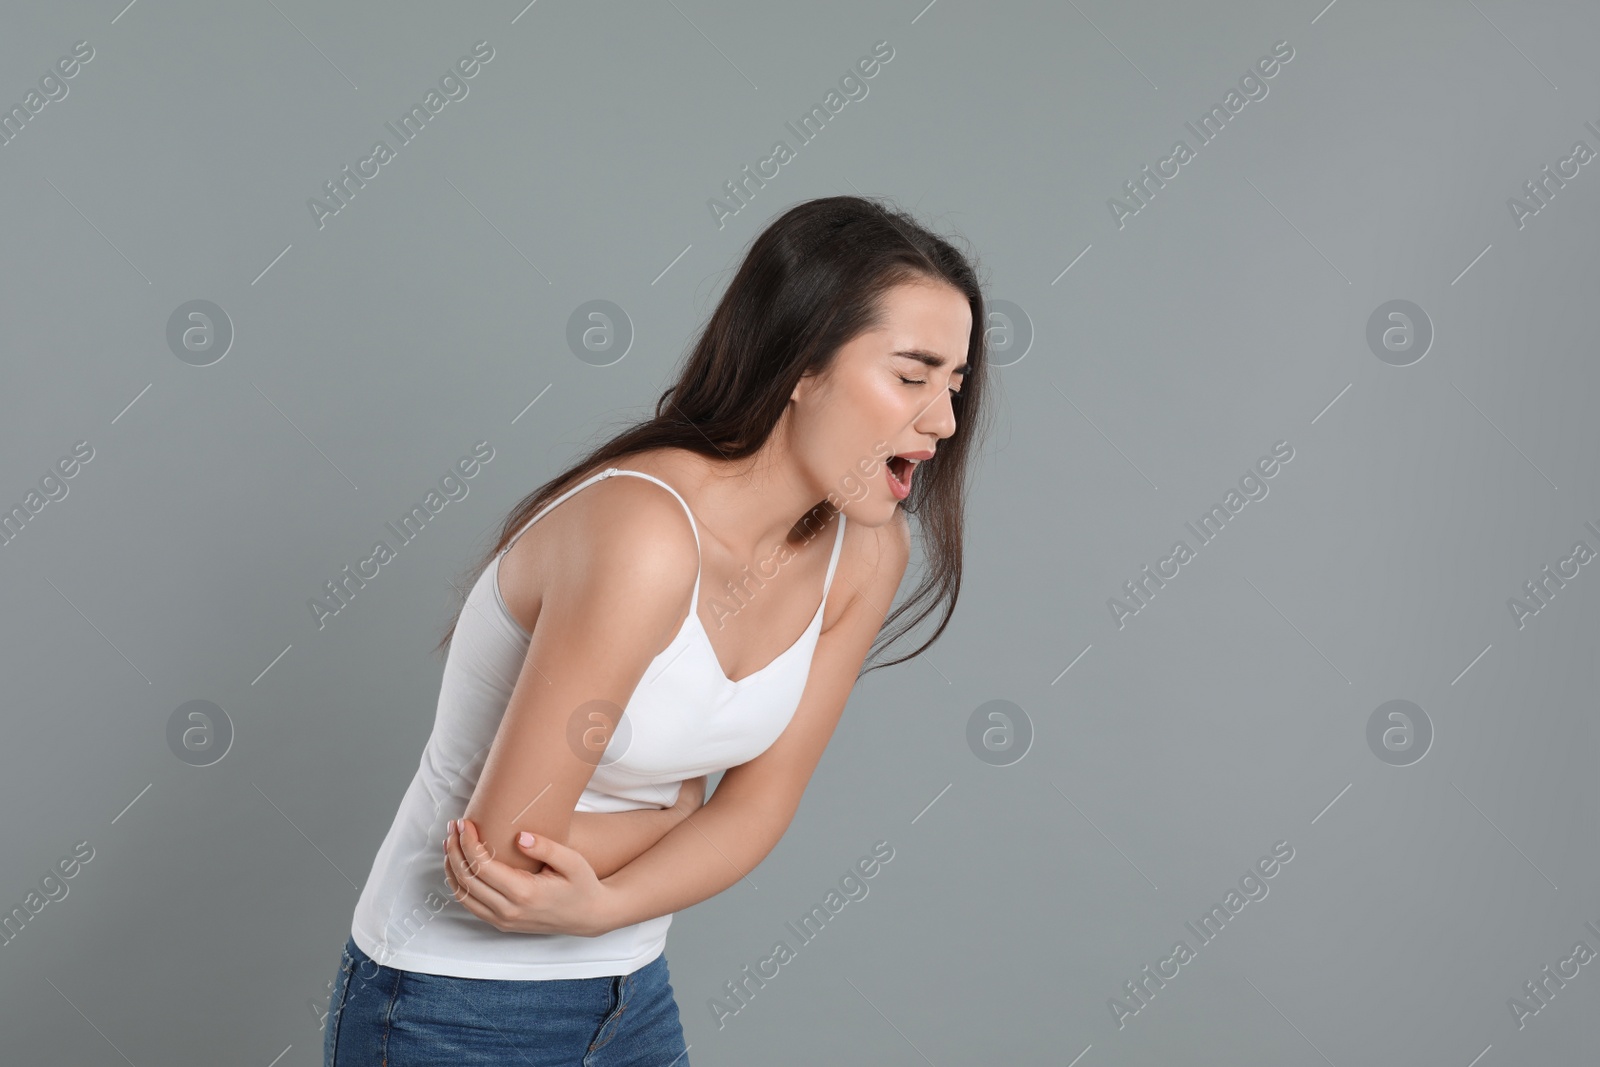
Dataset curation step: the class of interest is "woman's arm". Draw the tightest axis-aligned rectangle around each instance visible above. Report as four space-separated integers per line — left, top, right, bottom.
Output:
460 482 703 873
596 517 906 931
596 777 791 928
564 776 705 880
444 509 907 937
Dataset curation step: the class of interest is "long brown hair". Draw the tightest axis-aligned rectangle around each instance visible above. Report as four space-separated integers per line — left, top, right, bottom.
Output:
434 194 992 677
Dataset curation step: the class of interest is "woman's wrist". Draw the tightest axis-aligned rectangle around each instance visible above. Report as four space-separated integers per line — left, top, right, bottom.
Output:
564 806 679 881
577 783 707 933
666 775 707 824
594 792 769 933
665 796 694 827
594 873 631 936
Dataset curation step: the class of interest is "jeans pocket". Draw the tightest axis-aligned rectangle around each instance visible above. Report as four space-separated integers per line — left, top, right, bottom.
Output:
323 945 356 1067
586 974 630 1056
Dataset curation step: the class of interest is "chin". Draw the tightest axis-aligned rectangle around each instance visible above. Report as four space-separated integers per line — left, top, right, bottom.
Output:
850 499 903 528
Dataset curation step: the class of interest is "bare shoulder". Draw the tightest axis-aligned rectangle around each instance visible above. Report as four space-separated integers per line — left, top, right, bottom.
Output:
498 469 701 639
561 474 699 596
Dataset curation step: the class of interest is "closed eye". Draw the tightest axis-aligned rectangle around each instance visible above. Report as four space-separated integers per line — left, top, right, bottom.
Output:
898 374 962 395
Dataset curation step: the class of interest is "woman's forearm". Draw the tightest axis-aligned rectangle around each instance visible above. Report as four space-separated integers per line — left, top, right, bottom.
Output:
599 792 784 930
567 807 684 880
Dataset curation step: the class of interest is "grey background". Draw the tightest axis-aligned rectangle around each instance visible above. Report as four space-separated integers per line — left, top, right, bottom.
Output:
2 0 1596 1063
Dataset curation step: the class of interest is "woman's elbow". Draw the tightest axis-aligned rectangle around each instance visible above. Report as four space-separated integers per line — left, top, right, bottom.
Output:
464 800 573 872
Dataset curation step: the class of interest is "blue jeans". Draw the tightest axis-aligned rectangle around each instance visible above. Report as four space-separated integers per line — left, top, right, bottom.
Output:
324 936 690 1066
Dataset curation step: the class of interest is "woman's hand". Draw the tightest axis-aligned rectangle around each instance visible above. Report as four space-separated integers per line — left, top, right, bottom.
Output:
443 818 618 938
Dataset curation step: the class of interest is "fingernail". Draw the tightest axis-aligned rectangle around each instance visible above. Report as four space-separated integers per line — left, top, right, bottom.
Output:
518 831 534 847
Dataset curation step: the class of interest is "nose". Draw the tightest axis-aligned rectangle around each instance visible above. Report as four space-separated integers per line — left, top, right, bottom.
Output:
913 388 958 441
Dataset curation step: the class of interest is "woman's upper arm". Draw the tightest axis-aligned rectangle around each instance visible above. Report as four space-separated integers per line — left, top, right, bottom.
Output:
713 510 911 832
462 484 699 872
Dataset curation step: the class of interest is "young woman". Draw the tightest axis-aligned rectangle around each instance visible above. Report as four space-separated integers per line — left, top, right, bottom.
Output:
323 195 990 1065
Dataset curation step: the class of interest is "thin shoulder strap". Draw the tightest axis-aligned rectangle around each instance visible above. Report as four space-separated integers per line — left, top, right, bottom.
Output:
821 511 847 596
501 468 618 554
603 469 704 610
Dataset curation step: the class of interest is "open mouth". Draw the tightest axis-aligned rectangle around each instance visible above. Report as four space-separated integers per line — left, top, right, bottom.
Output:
887 455 913 489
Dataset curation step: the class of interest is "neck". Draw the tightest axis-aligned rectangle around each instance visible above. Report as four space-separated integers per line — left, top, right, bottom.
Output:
682 439 835 564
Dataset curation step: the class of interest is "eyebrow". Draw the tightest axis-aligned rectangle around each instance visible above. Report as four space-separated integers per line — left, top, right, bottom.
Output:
893 349 969 374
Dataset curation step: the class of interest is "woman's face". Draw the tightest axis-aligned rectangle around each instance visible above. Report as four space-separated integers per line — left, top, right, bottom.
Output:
793 279 971 524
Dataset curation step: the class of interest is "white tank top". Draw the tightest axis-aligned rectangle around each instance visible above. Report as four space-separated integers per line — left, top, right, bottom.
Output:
350 466 847 979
